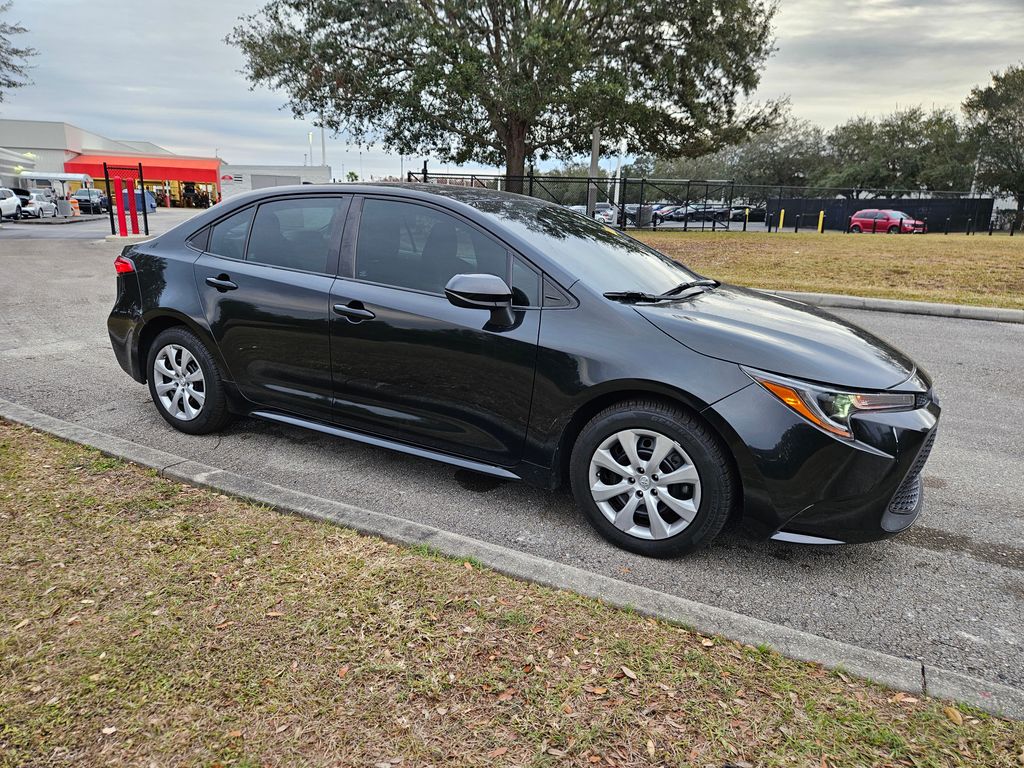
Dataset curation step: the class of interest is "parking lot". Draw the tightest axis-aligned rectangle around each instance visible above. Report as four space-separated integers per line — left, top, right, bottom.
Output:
1 226 1022 695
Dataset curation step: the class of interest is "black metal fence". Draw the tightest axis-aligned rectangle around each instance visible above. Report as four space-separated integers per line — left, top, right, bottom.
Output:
406 166 1003 235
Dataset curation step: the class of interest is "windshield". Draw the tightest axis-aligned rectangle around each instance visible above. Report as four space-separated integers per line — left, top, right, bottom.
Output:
468 196 699 293
889 211 912 219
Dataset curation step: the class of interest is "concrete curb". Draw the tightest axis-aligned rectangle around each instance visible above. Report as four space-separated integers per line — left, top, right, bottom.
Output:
765 289 1024 324
2 396 1021 719
104 233 153 243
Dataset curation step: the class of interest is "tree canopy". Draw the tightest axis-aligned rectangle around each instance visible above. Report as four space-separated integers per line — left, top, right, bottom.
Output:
0 1 35 104
963 64 1024 220
227 0 780 188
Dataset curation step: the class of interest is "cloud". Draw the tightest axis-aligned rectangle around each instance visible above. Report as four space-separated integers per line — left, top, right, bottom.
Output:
2 0 1021 173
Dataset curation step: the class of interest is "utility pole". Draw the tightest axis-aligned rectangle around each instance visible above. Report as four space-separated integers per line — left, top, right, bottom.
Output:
587 125 601 216
320 120 326 167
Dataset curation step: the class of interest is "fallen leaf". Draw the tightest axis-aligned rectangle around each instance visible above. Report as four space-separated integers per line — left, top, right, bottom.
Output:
530 625 545 634
944 706 964 726
215 621 235 630
464 561 473 570
646 740 655 758
562 702 573 714
701 638 714 647
487 747 508 758
265 611 284 618
337 666 350 679
276 724 289 733
12 618 29 630
101 726 117 735
547 747 566 757
497 690 514 701
226 730 242 738
621 665 637 681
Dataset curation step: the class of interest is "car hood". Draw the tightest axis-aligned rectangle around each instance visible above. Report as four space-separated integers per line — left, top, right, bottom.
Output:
635 285 916 390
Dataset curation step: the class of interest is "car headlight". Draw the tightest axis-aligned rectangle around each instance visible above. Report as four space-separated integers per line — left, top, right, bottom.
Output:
744 368 916 439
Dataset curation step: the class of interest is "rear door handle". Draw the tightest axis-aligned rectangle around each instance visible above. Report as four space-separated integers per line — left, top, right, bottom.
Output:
205 275 238 292
333 301 375 322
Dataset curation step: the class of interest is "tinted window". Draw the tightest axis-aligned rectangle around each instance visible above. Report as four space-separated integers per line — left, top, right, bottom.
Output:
208 206 255 261
511 257 540 307
356 199 508 294
246 197 346 273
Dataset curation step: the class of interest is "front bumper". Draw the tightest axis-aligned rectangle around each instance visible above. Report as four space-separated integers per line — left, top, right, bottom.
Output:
708 380 940 544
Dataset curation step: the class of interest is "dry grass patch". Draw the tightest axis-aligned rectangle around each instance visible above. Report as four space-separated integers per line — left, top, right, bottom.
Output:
633 231 1024 310
2 421 1023 767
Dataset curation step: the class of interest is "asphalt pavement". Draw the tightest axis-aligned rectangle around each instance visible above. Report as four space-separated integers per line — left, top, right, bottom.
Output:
1 228 1021 694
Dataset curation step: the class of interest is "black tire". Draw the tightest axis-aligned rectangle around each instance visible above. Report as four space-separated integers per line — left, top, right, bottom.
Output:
887 225 899 234
13 206 20 220
569 399 736 558
850 224 861 233
145 326 232 435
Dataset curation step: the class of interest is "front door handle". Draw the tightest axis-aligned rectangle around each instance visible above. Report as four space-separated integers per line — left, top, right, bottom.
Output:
333 301 375 322
205 275 238 292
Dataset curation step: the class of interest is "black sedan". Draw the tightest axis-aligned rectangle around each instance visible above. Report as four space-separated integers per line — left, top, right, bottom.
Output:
107 185 939 557
73 188 108 214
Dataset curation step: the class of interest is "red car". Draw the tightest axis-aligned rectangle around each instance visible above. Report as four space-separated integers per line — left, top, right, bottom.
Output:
849 209 926 234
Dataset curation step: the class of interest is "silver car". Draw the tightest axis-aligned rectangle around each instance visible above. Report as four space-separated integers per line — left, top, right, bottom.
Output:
24 191 58 218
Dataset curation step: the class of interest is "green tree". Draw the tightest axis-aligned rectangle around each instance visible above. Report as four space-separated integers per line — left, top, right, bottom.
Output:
0 1 35 103
227 0 780 191
345 170 359 182
815 108 975 197
963 64 1024 225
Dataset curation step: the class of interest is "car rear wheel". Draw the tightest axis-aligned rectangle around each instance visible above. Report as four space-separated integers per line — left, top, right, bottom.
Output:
569 399 736 557
146 327 232 435
887 225 899 234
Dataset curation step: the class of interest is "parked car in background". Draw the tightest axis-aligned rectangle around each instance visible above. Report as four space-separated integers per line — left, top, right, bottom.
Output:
0 187 22 219
24 191 57 218
651 205 681 224
73 188 109 214
849 209 926 234
107 184 940 558
593 202 615 224
730 205 767 222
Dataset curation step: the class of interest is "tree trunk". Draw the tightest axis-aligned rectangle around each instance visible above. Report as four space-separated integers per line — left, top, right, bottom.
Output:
504 122 527 194
1016 196 1024 230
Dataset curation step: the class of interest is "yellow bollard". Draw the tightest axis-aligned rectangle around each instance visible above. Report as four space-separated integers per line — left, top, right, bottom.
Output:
779 208 785 231
817 210 825 234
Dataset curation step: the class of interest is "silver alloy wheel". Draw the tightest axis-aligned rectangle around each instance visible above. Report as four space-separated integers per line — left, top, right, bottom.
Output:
588 428 701 541
153 344 206 421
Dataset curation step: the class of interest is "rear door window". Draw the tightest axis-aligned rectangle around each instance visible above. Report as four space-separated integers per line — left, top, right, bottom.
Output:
208 206 255 261
245 197 347 274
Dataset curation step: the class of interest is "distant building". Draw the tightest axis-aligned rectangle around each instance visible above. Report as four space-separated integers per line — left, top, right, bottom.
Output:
0 119 331 207
219 163 333 199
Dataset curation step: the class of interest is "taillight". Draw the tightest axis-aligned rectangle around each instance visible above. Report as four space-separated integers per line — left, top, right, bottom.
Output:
114 255 135 274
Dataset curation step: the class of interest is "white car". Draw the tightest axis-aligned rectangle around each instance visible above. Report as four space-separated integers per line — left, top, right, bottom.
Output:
0 188 22 220
24 191 58 218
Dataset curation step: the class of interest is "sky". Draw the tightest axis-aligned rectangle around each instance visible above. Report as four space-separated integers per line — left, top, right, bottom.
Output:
2 0 1022 178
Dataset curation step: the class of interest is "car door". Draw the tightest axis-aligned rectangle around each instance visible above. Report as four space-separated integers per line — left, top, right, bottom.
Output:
329 196 542 467
193 195 349 419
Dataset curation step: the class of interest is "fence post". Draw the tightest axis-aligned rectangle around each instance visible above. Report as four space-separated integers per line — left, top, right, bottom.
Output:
638 178 648 230
778 208 785 232
114 178 127 236
422 160 428 184
125 178 140 235
818 210 824 233
743 207 748 232
528 165 534 198
103 162 115 235
794 212 800 233
138 163 149 236
988 217 994 236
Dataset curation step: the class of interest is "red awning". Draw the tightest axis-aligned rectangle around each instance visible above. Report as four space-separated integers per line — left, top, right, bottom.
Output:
64 154 222 184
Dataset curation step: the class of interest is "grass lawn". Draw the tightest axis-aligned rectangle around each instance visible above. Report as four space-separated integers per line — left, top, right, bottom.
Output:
2 421 1023 767
632 231 1024 310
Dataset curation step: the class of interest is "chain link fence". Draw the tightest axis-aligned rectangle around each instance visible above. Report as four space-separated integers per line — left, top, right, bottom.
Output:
406 167 1003 235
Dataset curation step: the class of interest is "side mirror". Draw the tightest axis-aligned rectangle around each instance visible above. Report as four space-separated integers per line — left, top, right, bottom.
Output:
445 273 515 328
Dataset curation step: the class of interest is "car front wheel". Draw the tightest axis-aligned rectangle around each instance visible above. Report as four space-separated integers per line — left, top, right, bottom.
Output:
146 327 232 435
850 224 862 233
569 399 736 558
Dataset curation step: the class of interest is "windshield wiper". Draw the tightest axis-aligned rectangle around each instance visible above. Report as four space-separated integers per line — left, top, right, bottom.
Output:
603 279 719 304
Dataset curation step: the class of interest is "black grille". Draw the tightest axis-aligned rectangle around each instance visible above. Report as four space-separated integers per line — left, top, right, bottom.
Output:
887 430 937 514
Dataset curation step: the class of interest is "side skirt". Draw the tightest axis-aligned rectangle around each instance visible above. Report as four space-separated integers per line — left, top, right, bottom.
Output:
249 410 522 481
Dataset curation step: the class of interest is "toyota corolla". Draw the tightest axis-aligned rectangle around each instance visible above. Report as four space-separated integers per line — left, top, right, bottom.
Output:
107 184 939 557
